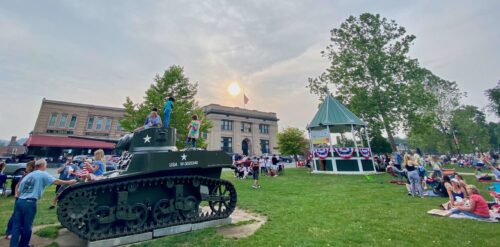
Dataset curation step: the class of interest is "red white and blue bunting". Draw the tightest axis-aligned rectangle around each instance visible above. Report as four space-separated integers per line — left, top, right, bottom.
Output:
359 148 371 159
314 147 330 159
334 147 355 159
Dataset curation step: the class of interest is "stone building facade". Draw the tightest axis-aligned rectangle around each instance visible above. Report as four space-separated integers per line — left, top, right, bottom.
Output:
202 104 279 156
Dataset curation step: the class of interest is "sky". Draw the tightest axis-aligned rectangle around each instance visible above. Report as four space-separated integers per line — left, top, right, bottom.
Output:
0 0 499 140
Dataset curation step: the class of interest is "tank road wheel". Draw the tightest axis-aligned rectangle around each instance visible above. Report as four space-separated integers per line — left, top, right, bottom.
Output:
57 189 96 236
153 199 174 224
126 203 148 229
181 196 200 220
88 206 113 234
208 183 235 215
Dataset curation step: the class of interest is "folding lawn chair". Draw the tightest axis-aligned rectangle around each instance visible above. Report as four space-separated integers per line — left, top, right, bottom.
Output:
387 166 405 185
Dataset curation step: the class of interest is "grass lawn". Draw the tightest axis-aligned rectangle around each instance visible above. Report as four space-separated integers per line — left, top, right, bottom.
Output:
1 169 498 247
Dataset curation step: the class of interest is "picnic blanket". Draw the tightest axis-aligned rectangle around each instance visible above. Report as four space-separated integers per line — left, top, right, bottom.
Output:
427 209 499 223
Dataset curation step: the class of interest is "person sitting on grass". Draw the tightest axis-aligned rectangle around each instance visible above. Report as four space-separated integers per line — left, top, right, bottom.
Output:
431 156 442 178
450 185 491 219
443 178 466 210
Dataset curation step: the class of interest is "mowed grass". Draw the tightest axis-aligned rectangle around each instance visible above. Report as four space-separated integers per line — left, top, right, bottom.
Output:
137 169 499 247
1 169 498 247
0 182 59 235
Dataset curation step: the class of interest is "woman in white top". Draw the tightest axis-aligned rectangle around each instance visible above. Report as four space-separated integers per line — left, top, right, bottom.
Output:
259 157 266 175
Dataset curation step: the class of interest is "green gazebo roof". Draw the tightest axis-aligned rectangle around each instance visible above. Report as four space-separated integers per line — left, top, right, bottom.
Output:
308 95 366 128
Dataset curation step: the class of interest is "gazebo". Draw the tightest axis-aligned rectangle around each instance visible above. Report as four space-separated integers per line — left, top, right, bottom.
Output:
307 95 376 174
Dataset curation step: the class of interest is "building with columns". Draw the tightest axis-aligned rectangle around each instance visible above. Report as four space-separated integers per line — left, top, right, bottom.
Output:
202 104 279 156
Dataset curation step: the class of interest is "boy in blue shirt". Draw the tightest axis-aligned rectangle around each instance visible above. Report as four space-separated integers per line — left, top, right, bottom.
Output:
163 96 175 128
10 159 76 247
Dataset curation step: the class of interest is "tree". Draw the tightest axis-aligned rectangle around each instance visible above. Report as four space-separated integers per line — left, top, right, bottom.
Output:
485 81 500 118
277 128 308 156
120 65 212 149
487 122 500 151
307 13 436 151
370 133 392 154
406 69 465 154
450 105 489 153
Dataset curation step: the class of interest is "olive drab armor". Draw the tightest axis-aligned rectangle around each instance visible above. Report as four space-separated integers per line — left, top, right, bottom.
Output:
56 127 237 241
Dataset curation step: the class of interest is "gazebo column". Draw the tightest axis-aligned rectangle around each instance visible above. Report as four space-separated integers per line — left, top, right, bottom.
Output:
328 125 336 172
307 127 317 172
351 124 362 172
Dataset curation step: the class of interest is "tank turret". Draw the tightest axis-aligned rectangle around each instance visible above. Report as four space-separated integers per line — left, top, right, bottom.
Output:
56 127 237 241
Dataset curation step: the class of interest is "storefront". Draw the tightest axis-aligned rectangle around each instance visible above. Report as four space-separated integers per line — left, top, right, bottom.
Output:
24 135 116 160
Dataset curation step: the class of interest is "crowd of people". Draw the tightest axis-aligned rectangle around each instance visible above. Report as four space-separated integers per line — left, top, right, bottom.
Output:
232 154 285 189
385 150 499 220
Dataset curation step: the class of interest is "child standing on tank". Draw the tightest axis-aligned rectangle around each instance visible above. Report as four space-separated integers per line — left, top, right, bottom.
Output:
163 96 174 128
186 114 202 149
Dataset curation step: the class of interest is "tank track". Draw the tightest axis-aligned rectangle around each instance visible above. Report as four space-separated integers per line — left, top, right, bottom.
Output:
57 175 237 241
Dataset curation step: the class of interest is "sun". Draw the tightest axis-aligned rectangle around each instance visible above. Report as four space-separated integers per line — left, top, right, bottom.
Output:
227 82 242 97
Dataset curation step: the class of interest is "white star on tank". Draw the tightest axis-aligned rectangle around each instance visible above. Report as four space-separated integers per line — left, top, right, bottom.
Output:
143 135 151 143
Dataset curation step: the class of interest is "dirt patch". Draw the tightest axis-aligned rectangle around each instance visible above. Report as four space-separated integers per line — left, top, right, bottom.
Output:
217 208 267 239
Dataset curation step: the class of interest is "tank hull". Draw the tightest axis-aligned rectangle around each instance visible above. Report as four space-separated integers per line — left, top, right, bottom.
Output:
57 169 237 241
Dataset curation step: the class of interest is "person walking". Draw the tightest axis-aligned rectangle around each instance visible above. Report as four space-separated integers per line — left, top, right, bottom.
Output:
252 158 260 189
10 159 76 247
163 96 174 128
406 157 423 198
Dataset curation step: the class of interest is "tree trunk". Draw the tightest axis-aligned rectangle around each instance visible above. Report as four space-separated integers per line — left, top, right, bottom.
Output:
385 127 398 152
380 115 397 151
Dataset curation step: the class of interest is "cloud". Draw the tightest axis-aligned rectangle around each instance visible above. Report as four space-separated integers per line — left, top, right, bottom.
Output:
0 0 499 140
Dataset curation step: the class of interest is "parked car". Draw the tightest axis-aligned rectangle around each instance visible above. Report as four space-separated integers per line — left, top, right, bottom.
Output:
106 161 118 171
3 162 27 176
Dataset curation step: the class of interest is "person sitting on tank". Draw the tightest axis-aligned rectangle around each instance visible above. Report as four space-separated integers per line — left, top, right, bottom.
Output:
83 149 107 181
134 108 163 132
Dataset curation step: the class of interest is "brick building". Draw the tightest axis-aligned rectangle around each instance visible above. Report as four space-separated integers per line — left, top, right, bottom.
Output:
25 98 125 159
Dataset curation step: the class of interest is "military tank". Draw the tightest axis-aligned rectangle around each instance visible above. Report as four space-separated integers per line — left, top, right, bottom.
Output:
56 127 237 241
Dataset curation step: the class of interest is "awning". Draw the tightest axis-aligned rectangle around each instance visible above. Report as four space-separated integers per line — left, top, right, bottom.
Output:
24 135 115 149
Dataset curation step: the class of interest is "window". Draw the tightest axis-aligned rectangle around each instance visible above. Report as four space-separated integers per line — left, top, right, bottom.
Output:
241 122 252 133
221 137 232 153
69 115 77 129
260 139 269 154
59 114 68 128
87 117 94 130
221 120 233 131
48 113 58 127
96 117 103 130
105 118 112 131
259 124 269 134
116 122 123 132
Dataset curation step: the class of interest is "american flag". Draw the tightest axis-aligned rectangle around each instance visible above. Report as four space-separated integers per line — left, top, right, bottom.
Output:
74 169 89 177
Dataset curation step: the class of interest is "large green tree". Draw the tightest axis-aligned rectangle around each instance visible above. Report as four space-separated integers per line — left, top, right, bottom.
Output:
120 65 211 149
307 13 435 151
485 81 500 118
450 105 489 153
407 69 464 154
277 127 308 156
